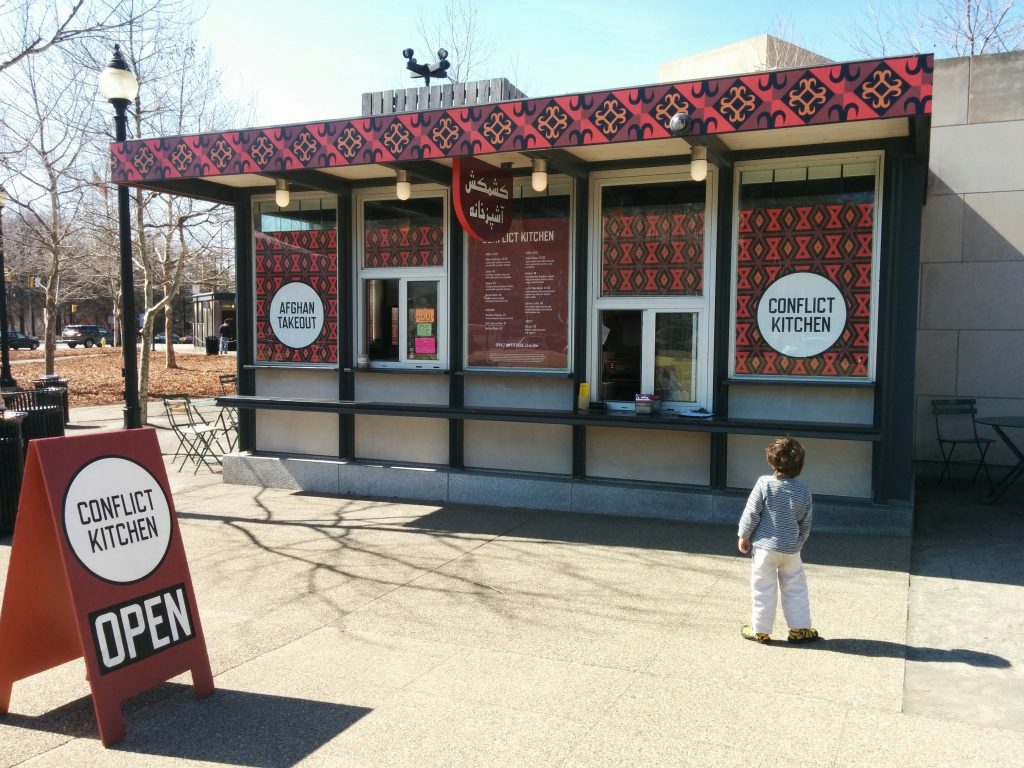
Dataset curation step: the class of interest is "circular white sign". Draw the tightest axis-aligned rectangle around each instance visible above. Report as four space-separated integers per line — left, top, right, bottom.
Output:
756 272 847 358
269 281 324 349
63 458 172 583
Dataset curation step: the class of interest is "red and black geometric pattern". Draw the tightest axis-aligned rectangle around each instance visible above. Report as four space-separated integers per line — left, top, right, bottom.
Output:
602 205 704 296
254 229 338 364
363 222 444 268
734 201 874 378
109 55 933 183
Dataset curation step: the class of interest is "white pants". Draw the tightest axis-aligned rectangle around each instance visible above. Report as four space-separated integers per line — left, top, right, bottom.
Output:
750 547 811 635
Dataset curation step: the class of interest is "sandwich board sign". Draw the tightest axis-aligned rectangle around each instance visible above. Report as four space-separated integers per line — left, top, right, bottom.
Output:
0 428 213 746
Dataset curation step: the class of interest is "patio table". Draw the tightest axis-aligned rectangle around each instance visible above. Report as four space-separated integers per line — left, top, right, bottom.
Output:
976 416 1024 503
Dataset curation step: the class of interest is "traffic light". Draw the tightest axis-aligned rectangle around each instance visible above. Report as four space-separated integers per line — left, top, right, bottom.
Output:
27 276 35 288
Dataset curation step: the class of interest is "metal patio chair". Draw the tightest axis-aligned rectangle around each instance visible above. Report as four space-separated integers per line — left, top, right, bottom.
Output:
932 398 995 485
163 394 223 474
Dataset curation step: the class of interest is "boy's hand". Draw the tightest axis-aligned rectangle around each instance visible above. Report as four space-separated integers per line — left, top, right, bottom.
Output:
737 537 751 554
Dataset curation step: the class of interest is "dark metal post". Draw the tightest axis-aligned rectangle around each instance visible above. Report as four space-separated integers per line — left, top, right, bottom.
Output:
112 100 140 428
0 190 15 389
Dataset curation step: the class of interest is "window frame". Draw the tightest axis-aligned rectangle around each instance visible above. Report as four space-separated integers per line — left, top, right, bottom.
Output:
728 151 884 382
354 184 450 370
250 192 339 368
588 166 717 412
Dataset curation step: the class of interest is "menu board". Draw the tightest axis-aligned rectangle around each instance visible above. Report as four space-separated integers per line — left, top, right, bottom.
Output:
467 208 570 369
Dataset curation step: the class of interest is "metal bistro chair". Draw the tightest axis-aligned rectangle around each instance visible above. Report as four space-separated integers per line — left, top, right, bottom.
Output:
216 373 239 443
932 398 995 485
162 394 223 474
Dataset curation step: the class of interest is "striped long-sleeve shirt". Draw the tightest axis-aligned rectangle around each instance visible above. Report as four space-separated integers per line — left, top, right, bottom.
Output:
737 475 813 554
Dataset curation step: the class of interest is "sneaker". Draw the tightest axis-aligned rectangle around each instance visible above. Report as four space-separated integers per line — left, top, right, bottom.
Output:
741 625 771 643
787 628 820 644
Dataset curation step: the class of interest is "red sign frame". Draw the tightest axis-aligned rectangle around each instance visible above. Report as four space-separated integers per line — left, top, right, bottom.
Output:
0 428 213 746
453 157 513 241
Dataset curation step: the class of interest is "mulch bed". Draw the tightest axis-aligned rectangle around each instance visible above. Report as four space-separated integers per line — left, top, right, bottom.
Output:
6 346 235 407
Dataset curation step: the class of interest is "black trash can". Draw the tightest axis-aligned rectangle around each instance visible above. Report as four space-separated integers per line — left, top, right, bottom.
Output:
205 335 219 356
0 411 27 537
32 375 70 424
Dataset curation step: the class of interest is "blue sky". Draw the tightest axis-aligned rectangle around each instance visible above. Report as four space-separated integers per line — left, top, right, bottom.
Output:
198 0 906 127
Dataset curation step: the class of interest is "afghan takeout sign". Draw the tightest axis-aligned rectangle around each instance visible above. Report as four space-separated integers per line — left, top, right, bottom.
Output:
269 280 325 349
453 157 513 242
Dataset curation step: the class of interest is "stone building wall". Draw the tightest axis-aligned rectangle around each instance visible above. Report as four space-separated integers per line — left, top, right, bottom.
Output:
916 52 1024 470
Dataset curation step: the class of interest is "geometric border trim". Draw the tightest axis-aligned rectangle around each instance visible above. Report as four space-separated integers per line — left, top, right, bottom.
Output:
111 55 932 183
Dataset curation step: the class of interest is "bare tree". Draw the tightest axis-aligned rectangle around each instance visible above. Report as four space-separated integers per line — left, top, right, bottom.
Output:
416 0 491 84
0 49 93 375
0 0 143 74
846 0 1024 57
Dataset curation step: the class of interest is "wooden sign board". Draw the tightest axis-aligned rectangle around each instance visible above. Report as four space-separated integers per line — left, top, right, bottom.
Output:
453 157 513 241
0 428 213 746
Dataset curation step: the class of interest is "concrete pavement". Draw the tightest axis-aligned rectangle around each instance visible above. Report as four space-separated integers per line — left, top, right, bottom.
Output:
1 403 1022 767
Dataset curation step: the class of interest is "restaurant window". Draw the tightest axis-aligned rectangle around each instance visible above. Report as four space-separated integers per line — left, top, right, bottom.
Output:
253 195 338 365
731 155 880 380
357 191 447 368
590 170 713 411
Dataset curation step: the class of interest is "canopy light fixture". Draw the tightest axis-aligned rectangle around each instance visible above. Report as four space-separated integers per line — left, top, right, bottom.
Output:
531 158 548 192
395 169 411 200
690 146 708 182
275 178 290 207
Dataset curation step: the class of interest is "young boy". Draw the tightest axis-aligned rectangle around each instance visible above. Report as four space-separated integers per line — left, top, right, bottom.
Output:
737 437 819 644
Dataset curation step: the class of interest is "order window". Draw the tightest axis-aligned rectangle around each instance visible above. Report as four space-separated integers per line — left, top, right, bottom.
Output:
358 192 447 369
591 171 713 411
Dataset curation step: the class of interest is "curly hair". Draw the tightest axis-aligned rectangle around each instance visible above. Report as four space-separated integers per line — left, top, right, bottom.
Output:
766 437 805 478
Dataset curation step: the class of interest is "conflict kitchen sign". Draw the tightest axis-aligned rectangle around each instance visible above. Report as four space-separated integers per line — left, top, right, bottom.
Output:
453 157 512 242
467 208 570 369
734 200 874 378
255 229 338 364
0 429 213 746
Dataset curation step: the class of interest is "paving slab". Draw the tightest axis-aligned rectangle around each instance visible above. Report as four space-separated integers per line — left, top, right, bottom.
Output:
0 403 1021 766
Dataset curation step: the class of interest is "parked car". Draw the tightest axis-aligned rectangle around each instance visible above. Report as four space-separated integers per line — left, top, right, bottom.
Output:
153 332 181 344
61 324 114 348
3 330 40 350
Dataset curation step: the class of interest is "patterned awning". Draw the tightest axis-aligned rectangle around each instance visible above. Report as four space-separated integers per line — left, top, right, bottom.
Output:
110 54 932 185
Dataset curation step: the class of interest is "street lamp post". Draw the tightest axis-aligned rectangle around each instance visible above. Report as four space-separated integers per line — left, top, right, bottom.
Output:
99 45 141 429
0 183 16 390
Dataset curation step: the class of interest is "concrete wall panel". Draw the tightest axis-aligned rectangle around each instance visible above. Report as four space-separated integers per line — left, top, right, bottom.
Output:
956 331 1024 399
929 122 1024 195
255 411 339 456
464 376 573 409
353 373 448 404
914 330 958 396
967 51 1024 123
919 193 964 263
727 435 873 498
464 421 573 474
354 415 448 464
586 428 710 485
920 262 1024 330
728 385 874 424
932 57 970 127
962 192 1024 262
